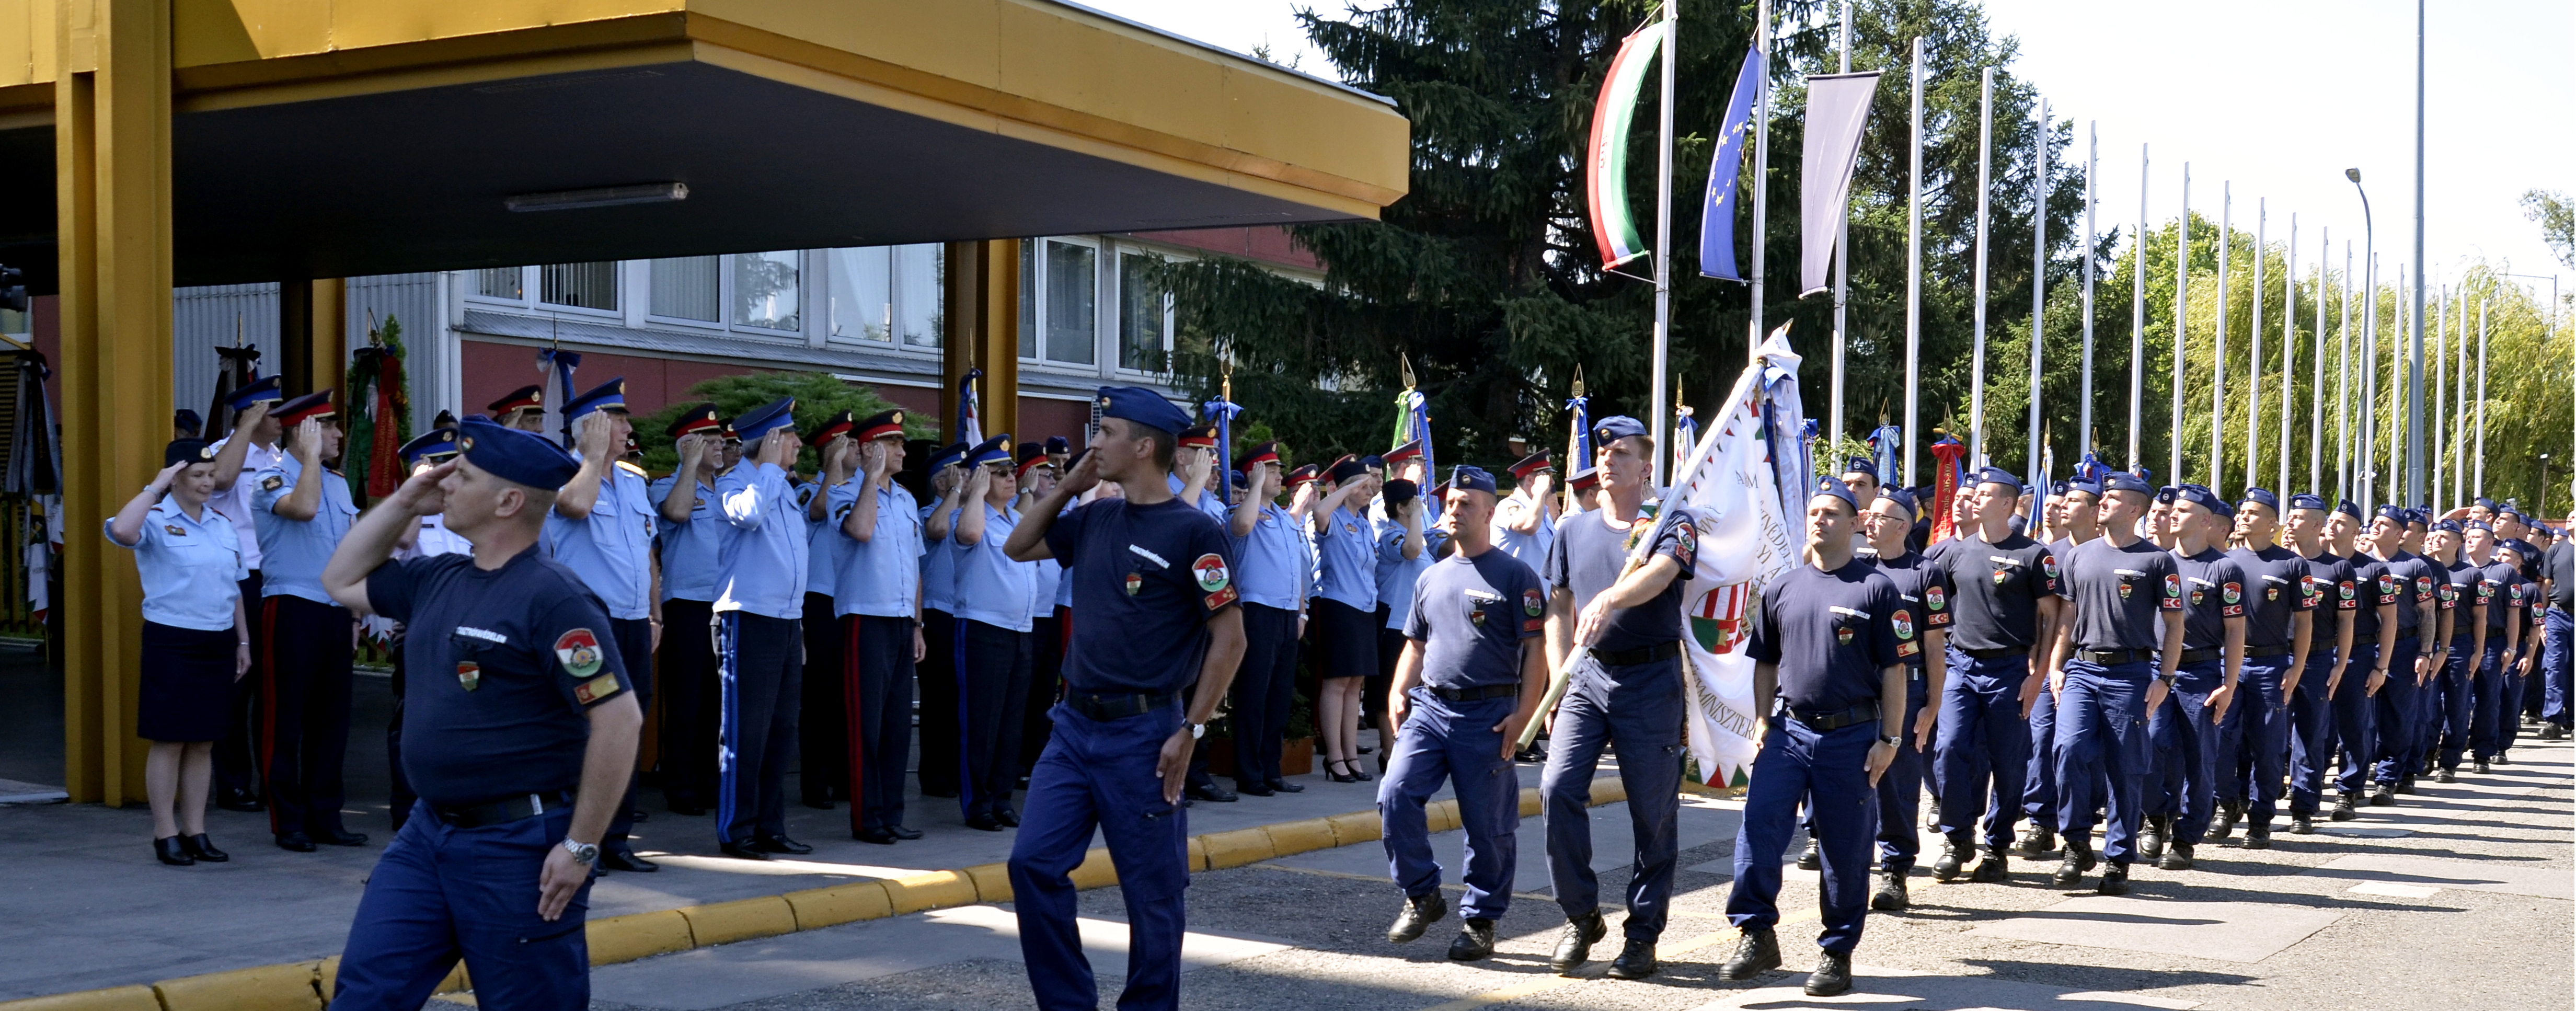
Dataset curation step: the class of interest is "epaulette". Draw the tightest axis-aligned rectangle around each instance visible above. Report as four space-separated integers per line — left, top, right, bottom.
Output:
616 460 648 477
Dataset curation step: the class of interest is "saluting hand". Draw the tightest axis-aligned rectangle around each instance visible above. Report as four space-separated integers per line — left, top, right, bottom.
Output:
574 411 614 461
391 460 455 516
294 417 325 463
1057 449 1103 498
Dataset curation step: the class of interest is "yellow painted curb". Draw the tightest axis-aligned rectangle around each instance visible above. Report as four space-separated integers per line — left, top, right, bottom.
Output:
1424 798 1462 832
884 869 977 914
783 878 894 930
150 962 320 1011
0 986 162 1011
1325 810 1381 846
1185 834 1210 871
679 895 798 948
1518 785 1543 817
1589 776 1629 806
1066 846 1120 890
585 909 693 966
1259 817 1336 856
1196 826 1277 869
963 862 1015 903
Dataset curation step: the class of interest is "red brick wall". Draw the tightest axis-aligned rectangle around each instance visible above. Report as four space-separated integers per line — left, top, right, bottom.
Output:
1121 226 1320 272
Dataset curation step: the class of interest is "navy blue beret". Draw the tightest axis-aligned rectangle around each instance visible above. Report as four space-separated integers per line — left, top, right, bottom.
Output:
225 374 282 412
2238 488 2279 513
1093 385 1192 435
164 439 213 467
2177 484 2233 519
2064 479 2103 499
1448 465 1497 496
565 377 627 421
1044 435 1070 454
1592 415 1647 444
2333 500 2365 521
1809 476 1859 513
398 427 459 466
457 416 579 489
2287 492 2328 512
1328 458 1370 484
1382 478 1418 509
2466 519 2493 532
2049 479 2069 496
2476 496 2499 511
1973 466 2023 493
927 441 968 470
1842 457 1878 481
967 434 1013 467
2154 486 2179 505
2432 519 2462 534
2374 504 2408 525
1879 487 1918 519
733 397 798 443
2100 472 2153 496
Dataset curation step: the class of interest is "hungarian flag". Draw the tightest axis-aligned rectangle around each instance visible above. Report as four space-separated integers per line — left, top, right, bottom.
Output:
1585 20 1667 270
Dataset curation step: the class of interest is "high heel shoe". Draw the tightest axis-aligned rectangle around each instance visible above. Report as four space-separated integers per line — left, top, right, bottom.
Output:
1328 759 1359 784
154 836 194 867
180 833 228 863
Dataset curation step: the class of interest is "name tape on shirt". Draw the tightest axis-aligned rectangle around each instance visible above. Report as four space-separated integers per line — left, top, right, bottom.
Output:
1129 544 1171 569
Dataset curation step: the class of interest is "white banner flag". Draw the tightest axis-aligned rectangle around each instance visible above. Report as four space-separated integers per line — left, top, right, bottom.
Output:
1799 71 1883 296
1668 329 1807 788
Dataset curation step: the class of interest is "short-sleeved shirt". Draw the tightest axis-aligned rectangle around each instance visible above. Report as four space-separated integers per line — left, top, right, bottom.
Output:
249 453 359 604
2517 579 2543 637
711 462 809 619
108 499 247 631
1049 498 1238 696
2445 560 2483 639
1166 472 1230 524
543 463 658 621
2174 548 2247 651
208 435 282 570
2303 550 2360 655
1543 508 1696 654
1746 559 1904 713
2380 551 2440 636
1490 492 1555 572
366 546 633 806
921 502 961 614
1863 548 1952 669
2479 559 2518 630
829 480 923 618
2348 553 2399 641
2546 542 2574 608
1925 532 2056 650
1375 516 1446 631
399 513 473 560
1405 547 1545 691
2058 537 2182 651
801 482 840 599
1232 502 1312 612
650 476 726 602
2227 544 2314 651
1314 505 1379 611
954 502 1039 632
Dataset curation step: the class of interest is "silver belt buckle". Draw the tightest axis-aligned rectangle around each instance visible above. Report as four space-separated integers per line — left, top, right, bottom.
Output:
530 792 544 815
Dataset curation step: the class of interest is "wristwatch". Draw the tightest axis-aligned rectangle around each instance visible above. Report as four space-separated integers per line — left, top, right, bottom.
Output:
1187 721 1206 740
560 838 600 865
1878 734 1903 748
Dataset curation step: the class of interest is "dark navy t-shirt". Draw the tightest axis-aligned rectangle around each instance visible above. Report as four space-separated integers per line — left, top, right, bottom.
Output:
2348 553 2399 641
1405 547 1545 690
366 545 632 807
2380 551 2440 635
2303 550 2360 653
1746 559 1904 713
1863 548 1952 669
2174 548 2247 651
2228 545 2313 650
2479 559 2518 631
2057 537 2182 651
1543 508 1695 653
1047 497 1238 696
1924 532 2057 650
2446 560 2483 639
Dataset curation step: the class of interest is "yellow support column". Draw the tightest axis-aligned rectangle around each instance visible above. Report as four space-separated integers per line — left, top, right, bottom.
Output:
938 240 1021 443
55 0 175 806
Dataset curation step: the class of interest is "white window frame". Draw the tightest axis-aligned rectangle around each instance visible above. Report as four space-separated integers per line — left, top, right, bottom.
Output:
1111 245 1184 379
723 250 810 342
462 264 624 322
641 255 729 332
820 245 944 360
1022 235 1106 374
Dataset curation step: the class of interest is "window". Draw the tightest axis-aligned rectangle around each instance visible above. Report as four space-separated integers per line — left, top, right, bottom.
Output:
539 262 617 311
1028 238 1096 365
476 268 522 300
650 256 721 321
1019 240 1038 359
1119 252 1172 372
827 244 942 349
892 245 941 348
733 250 800 331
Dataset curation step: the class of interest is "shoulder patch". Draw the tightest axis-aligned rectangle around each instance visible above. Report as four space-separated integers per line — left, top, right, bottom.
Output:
2041 555 2060 579
554 629 604 679
1892 610 1915 640
260 475 284 491
1523 587 1545 617
572 673 622 705
1191 553 1231 592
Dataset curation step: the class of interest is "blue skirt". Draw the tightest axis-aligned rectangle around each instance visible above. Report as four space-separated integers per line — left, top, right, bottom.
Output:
138 622 236 742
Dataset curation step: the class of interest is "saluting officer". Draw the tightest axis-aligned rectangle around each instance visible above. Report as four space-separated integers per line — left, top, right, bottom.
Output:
1538 415 1693 980
709 398 812 859
319 417 641 1011
1491 452 1556 569
1927 468 2061 879
1379 465 1547 963
830 410 925 843
1717 478 1907 999
542 379 661 873
1171 425 1230 522
2212 489 2314 846
917 440 971 799
1857 487 1948 911
1311 457 1384 784
2365 505 2442 801
489 385 547 432
2281 494 2355 834
1002 387 1247 1011
249 390 366 852
385 426 467 831
2137 486 2246 870
649 404 727 815
2326 502 2400 819
800 412 856 810
954 433 1042 831
2037 470 2182 894
1225 441 1314 797
205 375 283 813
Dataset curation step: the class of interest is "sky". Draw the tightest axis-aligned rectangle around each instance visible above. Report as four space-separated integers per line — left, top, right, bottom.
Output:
1080 0 2576 300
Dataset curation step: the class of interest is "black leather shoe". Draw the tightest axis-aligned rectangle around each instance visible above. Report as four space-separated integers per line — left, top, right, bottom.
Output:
1869 872 1909 911
1718 927 1781 980
853 828 898 845
1930 839 1964 882
2015 826 2057 857
1605 938 1658 980
315 828 370 847
1804 950 1855 997
719 841 769 860
1796 837 1821 870
1267 778 1306 794
2097 862 2131 895
1448 918 1496 961
2212 799 2241 841
275 831 317 853
216 788 264 812
1969 846 2008 882
2368 783 2396 806
155 836 195 866
2288 813 2316 834
964 814 1005 832
2137 817 2166 860
2434 767 2456 783
181 834 228 863
2394 776 2417 795
2331 794 2359 820
2474 758 2491 774
1386 892 1447 943
1186 781 1238 803
2158 841 2195 871
752 834 812 855
1235 780 1275 797
2051 837 2095 887
600 848 659 872
2494 750 2511 765
889 825 924 841
995 808 1020 828
2243 823 2272 849
1548 912 1607 973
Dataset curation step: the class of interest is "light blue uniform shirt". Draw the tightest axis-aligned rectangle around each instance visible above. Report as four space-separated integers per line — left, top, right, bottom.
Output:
1029 557 1064 620
1053 500 1077 610
1167 472 1230 524
830 480 924 618
921 501 959 614
1314 504 1378 611
952 502 1037 632
712 461 809 619
796 480 838 598
108 499 247 631
543 463 657 620
1375 517 1445 630
1233 502 1312 612
249 453 357 605
1491 492 1555 571
650 475 727 602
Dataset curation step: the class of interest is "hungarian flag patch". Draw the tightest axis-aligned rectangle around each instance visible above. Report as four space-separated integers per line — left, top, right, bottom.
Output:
555 629 604 679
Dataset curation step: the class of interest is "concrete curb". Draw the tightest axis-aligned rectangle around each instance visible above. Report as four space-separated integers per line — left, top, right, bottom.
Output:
5 775 1629 1010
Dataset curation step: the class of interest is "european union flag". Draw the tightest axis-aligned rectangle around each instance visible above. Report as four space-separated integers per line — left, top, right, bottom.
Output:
1698 44 1765 281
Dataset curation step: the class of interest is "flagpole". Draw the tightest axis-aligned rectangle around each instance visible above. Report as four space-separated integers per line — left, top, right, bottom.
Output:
2362 255 2376 510
2456 285 2469 506
2433 280 2446 508
2408 0 2427 509
2475 296 2488 498
1829 0 1849 452
2278 213 2296 494
2079 120 2097 460
1650 0 1676 488
2310 228 2326 494
1904 35 1924 487
2026 96 2048 490
2130 143 2147 471
2248 198 2264 494
1750 0 1769 364
2212 182 2228 493
2172 164 2189 485
1971 67 1993 467
2338 243 2352 503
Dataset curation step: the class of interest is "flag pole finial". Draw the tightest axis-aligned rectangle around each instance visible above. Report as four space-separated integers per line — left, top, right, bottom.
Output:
1572 363 1586 399
1399 353 1416 392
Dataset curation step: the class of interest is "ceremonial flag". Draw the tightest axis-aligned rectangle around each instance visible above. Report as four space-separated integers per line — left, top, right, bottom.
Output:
1929 435 1966 541
1799 71 1882 295
1672 406 1698 482
535 348 580 446
1585 22 1667 270
957 367 984 446
1698 43 1765 281
1204 382 1241 506
1866 423 1901 494
1566 381 1594 475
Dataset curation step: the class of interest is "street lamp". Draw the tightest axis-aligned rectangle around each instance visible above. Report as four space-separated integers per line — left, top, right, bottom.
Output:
2347 168 2376 507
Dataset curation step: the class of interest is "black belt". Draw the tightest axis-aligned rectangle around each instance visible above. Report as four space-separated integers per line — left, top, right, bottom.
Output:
1429 683 1521 703
1961 646 2023 660
1783 702 1882 732
2247 642 2293 656
2076 647 2153 665
1066 691 1178 721
432 790 573 830
1594 641 1682 667
2179 648 2224 664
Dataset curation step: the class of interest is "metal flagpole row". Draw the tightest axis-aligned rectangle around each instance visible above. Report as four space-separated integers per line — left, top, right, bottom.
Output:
2433 280 2446 509
2248 198 2264 495
2309 226 2326 493
1648 0 1676 488
1903 35 1924 486
1749 0 1769 365
2277 212 2296 495
2212 182 2229 491
2130 143 2147 472
2171 165 2189 485
1829 0 1849 451
2079 121 2097 458
2476 297 2488 498
1970 67 1993 467
2338 243 2352 503
2027 97 2048 489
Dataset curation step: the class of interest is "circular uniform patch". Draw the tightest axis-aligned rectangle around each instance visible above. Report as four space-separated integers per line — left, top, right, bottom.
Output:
1523 588 1545 617
2164 573 2183 599
2223 582 2242 605
1192 554 1230 592
1926 585 1946 612
1892 611 1915 640
554 629 604 679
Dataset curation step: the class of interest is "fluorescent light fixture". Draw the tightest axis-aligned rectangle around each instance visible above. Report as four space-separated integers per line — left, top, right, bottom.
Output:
505 182 688 213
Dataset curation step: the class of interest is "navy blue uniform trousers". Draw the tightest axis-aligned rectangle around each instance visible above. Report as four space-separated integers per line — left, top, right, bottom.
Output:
1874 675 1929 873
603 617 653 852
2285 651 2339 817
1378 691 1520 919
1008 702 1190 1011
1229 603 1302 789
2370 638 2425 785
2332 642 2382 796
2052 659 2154 865
657 598 717 811
2212 656 2288 827
2146 661 2225 844
217 570 266 801
918 608 961 796
799 593 847 805
1726 717 1877 955
330 804 590 1010
959 620 1033 822
1936 650 2030 850
262 595 355 840
1539 655 1683 941
2434 637 2476 769
716 612 801 845
2544 607 2572 729
842 614 916 836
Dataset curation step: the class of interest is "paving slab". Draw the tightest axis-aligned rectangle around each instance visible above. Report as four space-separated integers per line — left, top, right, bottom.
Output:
1963 896 2343 962
1686 964 2202 1010
2302 853 2574 899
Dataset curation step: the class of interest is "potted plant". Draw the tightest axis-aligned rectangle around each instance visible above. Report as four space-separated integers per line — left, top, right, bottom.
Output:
1201 690 1317 778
